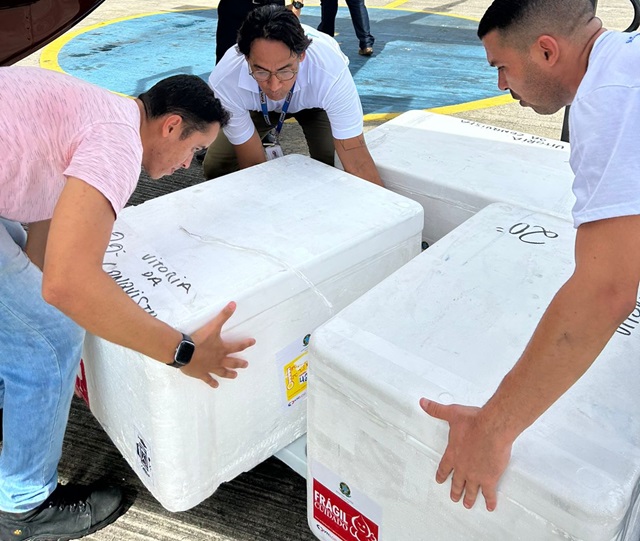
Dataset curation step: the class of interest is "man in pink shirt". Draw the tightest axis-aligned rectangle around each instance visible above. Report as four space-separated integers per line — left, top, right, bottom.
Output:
0 67 255 540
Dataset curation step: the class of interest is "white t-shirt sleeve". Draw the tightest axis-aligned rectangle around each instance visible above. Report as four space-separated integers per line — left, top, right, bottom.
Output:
320 65 364 140
209 67 256 146
217 94 256 146
64 123 142 215
570 84 640 227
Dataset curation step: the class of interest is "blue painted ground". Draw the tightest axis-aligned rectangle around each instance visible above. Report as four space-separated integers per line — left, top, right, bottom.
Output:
56 7 503 115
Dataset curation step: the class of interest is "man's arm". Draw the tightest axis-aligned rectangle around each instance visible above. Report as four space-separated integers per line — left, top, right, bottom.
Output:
334 134 383 186
421 214 640 511
285 2 302 18
43 177 255 388
235 129 267 170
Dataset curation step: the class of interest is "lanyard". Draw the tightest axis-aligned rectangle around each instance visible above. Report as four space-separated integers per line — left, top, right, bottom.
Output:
259 82 295 138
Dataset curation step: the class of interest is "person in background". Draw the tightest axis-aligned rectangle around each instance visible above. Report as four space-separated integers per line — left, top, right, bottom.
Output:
204 5 382 186
421 0 640 512
317 0 375 56
215 0 303 63
0 66 255 541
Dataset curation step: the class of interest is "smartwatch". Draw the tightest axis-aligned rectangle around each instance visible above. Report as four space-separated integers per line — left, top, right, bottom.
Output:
170 333 195 368
292 1 304 9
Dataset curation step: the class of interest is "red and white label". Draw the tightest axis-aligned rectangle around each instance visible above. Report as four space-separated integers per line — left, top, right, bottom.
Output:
313 479 379 541
74 359 90 407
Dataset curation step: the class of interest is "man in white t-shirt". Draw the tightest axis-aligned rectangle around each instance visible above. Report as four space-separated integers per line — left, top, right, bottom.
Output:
0 67 255 541
203 4 383 186
419 0 640 513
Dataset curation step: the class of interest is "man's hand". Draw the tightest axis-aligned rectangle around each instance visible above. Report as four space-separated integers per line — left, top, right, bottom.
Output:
234 129 268 172
419 398 513 512
181 301 256 388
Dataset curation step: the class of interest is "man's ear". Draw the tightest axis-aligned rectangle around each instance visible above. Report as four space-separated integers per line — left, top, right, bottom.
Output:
535 35 560 66
162 114 183 137
298 51 306 63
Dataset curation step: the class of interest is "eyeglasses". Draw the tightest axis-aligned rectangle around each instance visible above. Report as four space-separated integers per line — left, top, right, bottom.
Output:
249 68 298 82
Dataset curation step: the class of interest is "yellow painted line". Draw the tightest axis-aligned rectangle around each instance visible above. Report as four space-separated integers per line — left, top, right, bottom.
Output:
363 94 514 122
41 6 506 114
40 8 205 72
370 5 479 22
383 0 411 8
428 93 514 114
363 112 401 122
41 4 478 73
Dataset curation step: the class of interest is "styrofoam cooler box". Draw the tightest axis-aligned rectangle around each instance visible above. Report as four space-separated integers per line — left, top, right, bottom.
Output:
80 154 423 511
362 110 576 246
307 203 640 541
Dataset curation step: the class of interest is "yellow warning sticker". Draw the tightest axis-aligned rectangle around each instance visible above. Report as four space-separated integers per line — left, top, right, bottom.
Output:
284 352 308 403
277 334 311 408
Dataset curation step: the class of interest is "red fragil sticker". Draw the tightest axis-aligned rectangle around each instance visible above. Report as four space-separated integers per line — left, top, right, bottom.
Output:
313 479 379 541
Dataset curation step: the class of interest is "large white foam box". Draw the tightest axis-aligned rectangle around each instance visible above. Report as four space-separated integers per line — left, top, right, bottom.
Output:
363 110 575 246
307 203 640 541
80 154 423 512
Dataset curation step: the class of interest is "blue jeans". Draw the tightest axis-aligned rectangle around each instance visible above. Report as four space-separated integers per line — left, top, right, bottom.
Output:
0 218 84 512
318 0 375 49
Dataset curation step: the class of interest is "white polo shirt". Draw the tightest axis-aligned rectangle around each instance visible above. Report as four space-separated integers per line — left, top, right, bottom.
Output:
209 25 364 145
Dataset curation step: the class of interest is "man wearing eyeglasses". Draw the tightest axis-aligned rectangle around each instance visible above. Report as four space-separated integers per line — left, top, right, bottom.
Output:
203 5 383 186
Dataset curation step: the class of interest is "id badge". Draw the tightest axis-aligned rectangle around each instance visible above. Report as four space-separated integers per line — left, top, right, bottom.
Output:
265 144 284 161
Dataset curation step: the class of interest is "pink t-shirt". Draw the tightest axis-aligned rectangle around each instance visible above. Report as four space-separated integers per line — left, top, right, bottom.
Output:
0 66 143 222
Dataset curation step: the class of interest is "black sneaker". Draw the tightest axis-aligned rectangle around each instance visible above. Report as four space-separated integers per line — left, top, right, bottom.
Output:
0 483 125 541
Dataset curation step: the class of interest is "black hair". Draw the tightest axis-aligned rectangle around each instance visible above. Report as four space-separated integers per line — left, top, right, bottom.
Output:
237 5 312 57
138 75 230 139
478 0 595 44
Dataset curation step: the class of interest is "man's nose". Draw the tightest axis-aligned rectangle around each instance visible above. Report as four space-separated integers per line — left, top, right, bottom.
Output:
497 71 508 91
181 154 193 169
268 74 282 91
